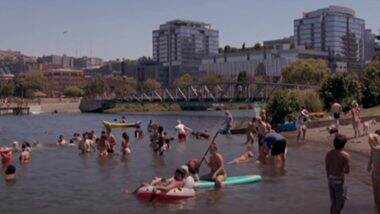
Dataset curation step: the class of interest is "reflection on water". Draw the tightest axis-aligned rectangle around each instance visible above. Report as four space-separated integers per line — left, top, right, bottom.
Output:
0 113 376 213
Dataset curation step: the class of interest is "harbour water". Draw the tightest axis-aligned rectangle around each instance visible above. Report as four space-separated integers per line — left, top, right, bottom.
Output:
0 112 376 213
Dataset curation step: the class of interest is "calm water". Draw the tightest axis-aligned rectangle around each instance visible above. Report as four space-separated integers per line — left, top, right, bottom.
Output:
0 112 376 213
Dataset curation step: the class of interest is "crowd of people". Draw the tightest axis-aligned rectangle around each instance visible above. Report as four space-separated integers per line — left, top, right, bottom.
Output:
1 103 380 213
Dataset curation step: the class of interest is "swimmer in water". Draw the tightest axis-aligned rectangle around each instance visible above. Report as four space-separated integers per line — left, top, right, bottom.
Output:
121 132 131 155
0 148 13 166
57 135 67 145
98 133 110 157
4 164 16 181
19 144 31 164
228 146 254 164
106 128 116 154
134 125 144 139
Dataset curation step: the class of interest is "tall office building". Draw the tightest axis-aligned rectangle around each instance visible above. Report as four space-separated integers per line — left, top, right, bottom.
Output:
152 20 219 83
294 6 366 69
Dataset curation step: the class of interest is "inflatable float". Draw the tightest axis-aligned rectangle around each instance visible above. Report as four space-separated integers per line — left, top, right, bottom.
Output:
195 175 262 188
102 120 141 129
136 185 196 201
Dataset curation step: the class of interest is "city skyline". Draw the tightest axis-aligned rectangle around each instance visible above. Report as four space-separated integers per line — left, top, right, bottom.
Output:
0 0 379 60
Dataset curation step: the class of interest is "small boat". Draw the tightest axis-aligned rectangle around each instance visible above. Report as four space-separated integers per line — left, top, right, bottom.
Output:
136 185 196 201
102 120 141 129
220 128 247 135
195 175 262 188
274 122 297 132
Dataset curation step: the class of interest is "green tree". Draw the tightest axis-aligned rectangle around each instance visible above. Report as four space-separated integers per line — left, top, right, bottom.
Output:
63 86 84 97
201 73 223 85
237 71 248 83
319 72 362 111
0 82 14 97
362 59 380 107
84 75 108 97
267 90 301 124
253 43 262 50
173 73 193 87
282 59 331 85
112 76 137 97
12 73 47 98
143 79 161 91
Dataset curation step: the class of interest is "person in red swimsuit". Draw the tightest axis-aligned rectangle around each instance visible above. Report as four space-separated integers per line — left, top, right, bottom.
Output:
0 148 13 166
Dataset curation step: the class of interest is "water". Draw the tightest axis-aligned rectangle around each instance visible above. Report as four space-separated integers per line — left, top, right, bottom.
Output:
0 113 376 213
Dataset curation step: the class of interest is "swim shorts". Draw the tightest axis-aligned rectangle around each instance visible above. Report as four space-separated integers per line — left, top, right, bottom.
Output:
271 139 287 156
328 176 347 205
334 113 340 119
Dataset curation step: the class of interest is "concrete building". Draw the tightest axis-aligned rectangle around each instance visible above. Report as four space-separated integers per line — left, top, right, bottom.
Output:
0 68 14 83
199 48 330 80
364 29 376 62
135 59 169 86
42 55 75 68
294 6 366 69
152 19 219 83
74 57 103 69
43 69 85 94
263 37 294 50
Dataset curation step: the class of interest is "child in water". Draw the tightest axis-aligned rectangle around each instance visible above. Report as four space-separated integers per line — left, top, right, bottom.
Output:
4 164 16 181
121 132 131 155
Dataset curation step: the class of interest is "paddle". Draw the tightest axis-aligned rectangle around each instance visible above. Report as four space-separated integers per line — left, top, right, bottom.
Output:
196 129 221 171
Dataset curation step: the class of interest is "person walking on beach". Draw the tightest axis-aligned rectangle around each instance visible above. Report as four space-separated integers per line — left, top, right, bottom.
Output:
325 134 350 214
350 101 361 138
201 143 227 188
297 107 310 143
367 130 380 212
331 101 343 127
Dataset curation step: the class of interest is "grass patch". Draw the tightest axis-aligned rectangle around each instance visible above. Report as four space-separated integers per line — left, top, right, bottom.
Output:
361 105 380 117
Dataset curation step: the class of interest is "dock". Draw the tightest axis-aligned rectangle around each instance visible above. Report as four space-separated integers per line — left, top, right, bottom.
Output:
0 106 30 115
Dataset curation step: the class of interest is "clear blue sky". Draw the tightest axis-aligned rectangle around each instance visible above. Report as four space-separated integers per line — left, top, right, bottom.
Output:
0 0 379 60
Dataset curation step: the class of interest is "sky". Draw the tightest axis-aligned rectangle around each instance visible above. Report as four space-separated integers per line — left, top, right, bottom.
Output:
0 0 379 60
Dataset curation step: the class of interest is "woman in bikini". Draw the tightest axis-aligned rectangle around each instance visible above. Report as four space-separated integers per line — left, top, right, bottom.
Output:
350 102 361 138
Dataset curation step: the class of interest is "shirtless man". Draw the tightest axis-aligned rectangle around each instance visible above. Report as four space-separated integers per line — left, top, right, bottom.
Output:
367 130 380 212
325 134 350 214
297 107 310 143
201 143 227 188
121 132 131 155
57 135 67 145
256 117 270 161
98 134 110 157
106 128 116 154
19 144 31 163
331 101 343 127
222 111 233 135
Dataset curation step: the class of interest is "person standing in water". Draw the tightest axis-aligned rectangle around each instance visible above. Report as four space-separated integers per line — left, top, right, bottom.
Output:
57 135 67 145
331 101 343 127
121 132 131 155
106 128 116 154
19 144 31 163
4 164 16 181
296 107 310 143
134 125 144 139
201 143 227 188
350 101 361 138
325 134 350 214
244 117 256 145
222 111 233 134
175 120 192 143
0 148 13 166
367 130 380 212
260 132 287 168
98 133 110 157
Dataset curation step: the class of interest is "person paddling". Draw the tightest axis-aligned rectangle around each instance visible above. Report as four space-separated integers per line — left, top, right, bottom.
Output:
200 142 226 188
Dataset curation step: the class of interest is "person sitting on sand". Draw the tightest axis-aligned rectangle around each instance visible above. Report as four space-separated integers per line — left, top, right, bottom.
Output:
4 164 16 181
19 144 31 164
175 120 192 143
57 135 67 145
0 148 13 166
367 130 380 212
325 134 350 214
121 132 131 155
201 143 227 188
134 125 144 139
228 145 254 164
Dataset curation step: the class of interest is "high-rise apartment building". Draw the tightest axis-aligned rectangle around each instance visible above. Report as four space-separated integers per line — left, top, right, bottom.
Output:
294 6 366 69
152 20 219 83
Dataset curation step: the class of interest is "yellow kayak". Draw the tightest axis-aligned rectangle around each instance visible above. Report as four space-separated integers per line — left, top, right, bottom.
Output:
102 120 141 129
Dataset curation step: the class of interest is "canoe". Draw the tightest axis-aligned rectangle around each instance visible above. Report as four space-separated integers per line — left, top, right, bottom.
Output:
194 175 262 188
136 185 196 201
102 120 141 129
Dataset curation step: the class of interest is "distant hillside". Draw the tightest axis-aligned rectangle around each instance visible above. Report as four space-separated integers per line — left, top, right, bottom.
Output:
0 49 36 65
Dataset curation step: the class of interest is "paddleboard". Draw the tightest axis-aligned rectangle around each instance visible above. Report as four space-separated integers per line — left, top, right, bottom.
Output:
195 175 262 188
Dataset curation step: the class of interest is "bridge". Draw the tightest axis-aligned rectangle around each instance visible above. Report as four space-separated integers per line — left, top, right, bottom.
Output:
80 82 318 112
